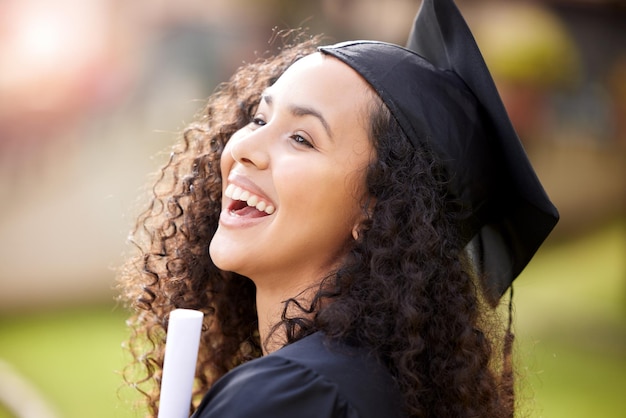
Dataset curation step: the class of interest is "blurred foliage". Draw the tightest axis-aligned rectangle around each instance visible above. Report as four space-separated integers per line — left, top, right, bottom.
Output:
471 2 581 89
514 218 626 418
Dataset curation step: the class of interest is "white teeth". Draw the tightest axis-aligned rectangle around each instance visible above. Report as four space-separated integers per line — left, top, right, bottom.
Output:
225 184 235 198
225 183 275 215
247 195 259 207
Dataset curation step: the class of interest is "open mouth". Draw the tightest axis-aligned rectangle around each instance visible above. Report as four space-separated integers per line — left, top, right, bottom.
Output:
228 199 269 217
225 183 275 217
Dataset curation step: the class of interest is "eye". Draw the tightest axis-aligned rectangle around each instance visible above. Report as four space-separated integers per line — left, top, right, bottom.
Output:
291 134 314 148
250 115 266 127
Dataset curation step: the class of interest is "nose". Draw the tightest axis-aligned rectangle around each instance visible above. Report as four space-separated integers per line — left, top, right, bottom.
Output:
228 126 271 170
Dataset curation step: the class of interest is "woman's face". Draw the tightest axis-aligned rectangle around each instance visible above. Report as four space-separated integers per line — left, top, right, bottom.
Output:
209 53 374 288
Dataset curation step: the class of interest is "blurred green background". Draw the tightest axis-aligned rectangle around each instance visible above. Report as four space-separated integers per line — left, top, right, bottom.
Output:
1 0 624 417
0 220 623 418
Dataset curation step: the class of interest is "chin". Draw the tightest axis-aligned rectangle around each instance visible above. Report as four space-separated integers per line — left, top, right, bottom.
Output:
209 236 245 276
208 237 228 271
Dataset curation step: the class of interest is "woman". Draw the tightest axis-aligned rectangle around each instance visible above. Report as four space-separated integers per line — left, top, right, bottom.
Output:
118 0 558 417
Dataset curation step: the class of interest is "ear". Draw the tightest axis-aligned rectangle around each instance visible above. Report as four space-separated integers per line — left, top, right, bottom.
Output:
352 196 375 240
351 227 360 241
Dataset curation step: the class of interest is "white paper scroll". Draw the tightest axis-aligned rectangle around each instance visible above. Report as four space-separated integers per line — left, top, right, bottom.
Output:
158 309 204 418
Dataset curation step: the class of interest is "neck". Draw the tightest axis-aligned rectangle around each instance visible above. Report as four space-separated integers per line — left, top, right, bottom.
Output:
255 278 317 355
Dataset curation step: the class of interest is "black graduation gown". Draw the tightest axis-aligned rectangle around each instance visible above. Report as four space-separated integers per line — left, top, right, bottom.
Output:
191 332 405 418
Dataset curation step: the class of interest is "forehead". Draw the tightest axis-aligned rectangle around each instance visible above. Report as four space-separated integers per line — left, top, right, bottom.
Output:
269 52 373 102
265 52 376 129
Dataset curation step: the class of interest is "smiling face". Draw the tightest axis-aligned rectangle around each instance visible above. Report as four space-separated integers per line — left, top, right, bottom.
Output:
209 52 375 291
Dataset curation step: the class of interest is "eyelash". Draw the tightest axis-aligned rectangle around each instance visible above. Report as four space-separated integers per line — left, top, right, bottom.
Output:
249 116 315 149
251 116 265 126
291 134 314 148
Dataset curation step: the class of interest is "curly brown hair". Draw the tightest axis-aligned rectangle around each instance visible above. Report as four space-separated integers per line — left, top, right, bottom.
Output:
118 33 513 418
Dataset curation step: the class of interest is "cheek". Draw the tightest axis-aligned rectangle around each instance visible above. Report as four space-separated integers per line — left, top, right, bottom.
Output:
272 161 326 212
281 164 365 229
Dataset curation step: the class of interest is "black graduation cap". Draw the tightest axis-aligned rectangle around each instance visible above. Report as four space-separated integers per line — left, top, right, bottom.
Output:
320 0 559 304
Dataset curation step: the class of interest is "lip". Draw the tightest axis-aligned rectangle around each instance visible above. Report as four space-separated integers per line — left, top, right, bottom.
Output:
219 173 275 228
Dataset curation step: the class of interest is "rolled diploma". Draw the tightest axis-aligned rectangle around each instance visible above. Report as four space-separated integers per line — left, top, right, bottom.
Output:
158 309 204 418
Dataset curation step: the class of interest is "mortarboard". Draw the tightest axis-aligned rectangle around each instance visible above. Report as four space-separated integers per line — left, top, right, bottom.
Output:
319 0 559 304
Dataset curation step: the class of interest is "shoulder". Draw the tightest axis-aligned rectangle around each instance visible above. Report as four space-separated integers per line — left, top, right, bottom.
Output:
192 333 404 418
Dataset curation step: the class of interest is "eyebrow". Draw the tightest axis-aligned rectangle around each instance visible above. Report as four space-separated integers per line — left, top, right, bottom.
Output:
261 93 334 140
